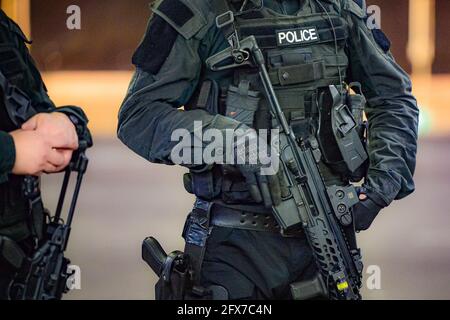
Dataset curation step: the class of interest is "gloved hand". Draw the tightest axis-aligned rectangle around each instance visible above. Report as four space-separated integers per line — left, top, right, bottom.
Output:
231 125 284 208
353 188 386 232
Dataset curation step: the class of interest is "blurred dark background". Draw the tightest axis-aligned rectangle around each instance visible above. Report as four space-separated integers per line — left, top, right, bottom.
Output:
26 0 450 73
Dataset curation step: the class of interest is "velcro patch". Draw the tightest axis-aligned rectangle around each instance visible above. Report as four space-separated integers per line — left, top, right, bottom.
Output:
132 15 178 74
153 0 207 40
157 0 193 28
372 29 391 52
276 27 320 47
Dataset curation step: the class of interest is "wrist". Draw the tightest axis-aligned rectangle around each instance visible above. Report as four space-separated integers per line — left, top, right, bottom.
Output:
53 108 92 150
53 111 77 130
358 186 387 208
364 170 402 206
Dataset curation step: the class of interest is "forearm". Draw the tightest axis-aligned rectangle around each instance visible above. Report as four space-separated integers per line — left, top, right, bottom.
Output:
365 93 419 205
118 95 240 165
345 3 419 205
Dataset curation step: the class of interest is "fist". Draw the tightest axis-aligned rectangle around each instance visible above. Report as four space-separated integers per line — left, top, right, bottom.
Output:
22 112 79 150
10 129 73 176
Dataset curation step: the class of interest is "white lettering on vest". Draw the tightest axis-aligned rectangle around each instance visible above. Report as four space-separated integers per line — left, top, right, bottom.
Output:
277 27 320 46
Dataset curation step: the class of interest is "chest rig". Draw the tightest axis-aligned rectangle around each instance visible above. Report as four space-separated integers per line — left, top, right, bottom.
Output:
206 0 349 131
184 0 368 205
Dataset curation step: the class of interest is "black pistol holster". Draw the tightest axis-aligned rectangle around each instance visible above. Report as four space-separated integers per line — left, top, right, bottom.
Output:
142 200 229 300
142 237 192 300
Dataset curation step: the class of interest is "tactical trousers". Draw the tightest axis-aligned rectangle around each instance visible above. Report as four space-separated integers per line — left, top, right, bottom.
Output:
198 226 317 300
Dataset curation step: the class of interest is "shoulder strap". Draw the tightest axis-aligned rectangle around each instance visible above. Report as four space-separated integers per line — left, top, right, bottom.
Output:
211 0 242 50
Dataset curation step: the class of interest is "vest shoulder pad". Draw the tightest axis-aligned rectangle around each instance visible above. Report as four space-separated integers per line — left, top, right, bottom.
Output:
342 0 367 19
152 0 210 40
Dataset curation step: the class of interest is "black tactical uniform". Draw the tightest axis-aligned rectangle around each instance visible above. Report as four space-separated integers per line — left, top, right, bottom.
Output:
0 10 90 299
118 0 419 300
0 132 14 178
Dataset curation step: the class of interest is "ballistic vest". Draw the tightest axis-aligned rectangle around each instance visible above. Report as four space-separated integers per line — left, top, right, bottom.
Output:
185 0 366 205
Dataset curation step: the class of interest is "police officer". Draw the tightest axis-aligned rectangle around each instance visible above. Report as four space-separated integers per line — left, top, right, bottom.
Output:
118 0 418 300
0 9 90 299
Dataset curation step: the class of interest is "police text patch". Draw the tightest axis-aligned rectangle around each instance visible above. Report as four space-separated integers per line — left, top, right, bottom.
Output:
276 27 320 47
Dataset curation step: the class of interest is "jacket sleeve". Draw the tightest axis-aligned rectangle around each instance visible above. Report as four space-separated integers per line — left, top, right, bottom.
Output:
0 131 15 179
344 0 419 206
117 9 240 166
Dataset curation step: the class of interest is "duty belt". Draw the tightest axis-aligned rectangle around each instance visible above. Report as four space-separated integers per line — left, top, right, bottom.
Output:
210 203 304 237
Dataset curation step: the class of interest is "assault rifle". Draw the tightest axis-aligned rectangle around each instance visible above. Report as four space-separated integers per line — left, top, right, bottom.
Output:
207 33 364 299
10 149 89 300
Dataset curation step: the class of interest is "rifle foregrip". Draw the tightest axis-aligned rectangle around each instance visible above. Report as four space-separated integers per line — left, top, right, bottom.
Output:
142 237 167 277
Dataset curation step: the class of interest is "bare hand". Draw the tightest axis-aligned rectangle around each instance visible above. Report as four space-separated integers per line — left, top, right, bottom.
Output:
22 112 79 150
10 129 73 176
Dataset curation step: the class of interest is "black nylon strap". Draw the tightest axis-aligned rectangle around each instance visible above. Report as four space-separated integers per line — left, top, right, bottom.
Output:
196 81 212 109
211 0 236 43
183 200 213 284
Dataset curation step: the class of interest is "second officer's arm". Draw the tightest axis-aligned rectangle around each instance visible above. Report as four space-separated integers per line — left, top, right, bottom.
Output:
343 0 419 230
118 8 239 166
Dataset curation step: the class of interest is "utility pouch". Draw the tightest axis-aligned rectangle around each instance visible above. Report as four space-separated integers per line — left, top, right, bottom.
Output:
331 89 368 173
225 80 260 127
183 167 222 200
221 177 255 204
